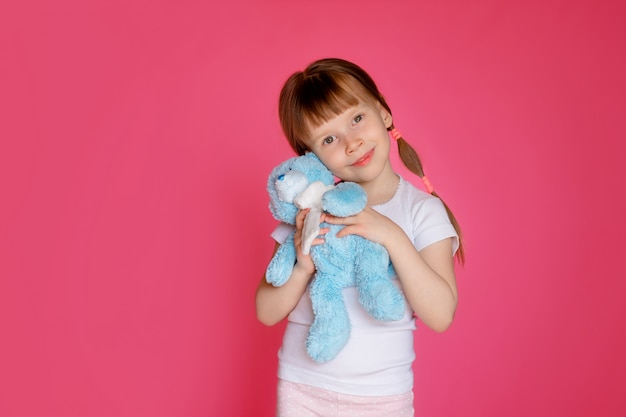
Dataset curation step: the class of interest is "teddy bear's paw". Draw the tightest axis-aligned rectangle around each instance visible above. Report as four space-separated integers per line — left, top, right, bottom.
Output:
322 182 367 217
306 314 351 363
265 234 297 287
266 261 293 287
359 281 405 321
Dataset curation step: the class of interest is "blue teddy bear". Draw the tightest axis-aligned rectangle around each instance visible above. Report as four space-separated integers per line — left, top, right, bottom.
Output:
265 152 405 363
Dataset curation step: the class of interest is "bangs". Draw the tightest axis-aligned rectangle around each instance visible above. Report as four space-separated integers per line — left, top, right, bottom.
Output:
293 74 369 137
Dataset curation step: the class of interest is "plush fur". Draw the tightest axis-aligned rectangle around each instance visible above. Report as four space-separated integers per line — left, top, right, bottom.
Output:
265 152 404 363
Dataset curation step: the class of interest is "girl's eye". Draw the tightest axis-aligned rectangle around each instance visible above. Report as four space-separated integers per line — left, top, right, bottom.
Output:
353 114 363 124
323 135 336 145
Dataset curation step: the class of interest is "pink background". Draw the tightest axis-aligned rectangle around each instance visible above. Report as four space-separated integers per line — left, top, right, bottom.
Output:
1 0 625 416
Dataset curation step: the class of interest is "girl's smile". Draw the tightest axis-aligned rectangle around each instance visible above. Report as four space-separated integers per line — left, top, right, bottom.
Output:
351 148 375 167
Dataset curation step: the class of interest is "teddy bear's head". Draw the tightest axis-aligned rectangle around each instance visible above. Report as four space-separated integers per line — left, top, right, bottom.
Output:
267 152 335 225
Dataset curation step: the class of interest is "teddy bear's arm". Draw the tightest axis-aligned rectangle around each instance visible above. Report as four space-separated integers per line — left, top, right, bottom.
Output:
265 231 297 287
321 182 367 217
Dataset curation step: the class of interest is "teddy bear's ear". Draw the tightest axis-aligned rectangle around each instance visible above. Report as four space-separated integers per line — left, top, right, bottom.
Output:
295 153 334 186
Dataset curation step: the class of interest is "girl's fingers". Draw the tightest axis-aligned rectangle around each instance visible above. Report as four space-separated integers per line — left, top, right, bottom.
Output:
324 214 352 225
297 208 330 229
295 208 311 229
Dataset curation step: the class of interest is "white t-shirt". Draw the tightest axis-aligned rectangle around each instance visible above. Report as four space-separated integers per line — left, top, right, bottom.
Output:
271 176 458 396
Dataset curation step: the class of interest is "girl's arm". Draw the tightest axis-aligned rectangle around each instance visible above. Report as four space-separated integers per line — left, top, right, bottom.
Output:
256 254 314 326
385 233 457 332
328 208 457 332
255 209 326 326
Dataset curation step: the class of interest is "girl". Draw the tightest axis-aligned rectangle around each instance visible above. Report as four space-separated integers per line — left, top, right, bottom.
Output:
256 58 464 417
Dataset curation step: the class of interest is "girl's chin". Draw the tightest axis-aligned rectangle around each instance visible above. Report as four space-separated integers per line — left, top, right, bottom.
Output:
344 168 382 184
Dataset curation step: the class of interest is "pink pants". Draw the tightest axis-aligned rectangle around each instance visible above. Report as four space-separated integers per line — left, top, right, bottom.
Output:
276 379 414 417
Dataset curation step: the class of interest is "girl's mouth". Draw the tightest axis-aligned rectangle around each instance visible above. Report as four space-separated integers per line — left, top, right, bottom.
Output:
352 149 374 167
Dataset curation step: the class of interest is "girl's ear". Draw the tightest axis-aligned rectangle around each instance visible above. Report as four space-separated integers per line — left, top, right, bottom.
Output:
379 105 393 129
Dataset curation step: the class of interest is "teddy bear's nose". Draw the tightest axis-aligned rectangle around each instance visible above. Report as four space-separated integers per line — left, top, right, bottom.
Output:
277 174 285 181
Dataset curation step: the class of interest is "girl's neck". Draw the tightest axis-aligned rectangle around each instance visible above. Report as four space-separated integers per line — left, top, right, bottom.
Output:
360 165 400 206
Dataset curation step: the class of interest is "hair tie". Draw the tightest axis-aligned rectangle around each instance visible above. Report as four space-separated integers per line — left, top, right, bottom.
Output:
389 128 402 141
421 176 434 194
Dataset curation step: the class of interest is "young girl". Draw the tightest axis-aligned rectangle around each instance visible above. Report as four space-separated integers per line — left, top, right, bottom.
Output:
256 58 464 417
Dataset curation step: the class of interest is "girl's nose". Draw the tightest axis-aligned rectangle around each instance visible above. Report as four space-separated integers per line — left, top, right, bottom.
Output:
345 134 363 154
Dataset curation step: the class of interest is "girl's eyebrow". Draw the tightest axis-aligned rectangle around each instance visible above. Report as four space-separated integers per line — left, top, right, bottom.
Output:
352 103 371 113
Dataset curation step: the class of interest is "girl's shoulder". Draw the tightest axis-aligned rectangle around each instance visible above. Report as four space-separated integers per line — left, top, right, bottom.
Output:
376 176 458 252
377 175 439 210
397 177 452 222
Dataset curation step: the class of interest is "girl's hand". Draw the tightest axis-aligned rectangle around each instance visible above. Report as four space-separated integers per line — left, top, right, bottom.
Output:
293 208 328 275
256 210 329 327
323 207 398 247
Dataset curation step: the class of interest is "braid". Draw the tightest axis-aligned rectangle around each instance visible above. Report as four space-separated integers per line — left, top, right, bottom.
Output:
391 127 465 264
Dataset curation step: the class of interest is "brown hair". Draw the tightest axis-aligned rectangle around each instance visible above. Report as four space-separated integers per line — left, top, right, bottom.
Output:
278 58 464 264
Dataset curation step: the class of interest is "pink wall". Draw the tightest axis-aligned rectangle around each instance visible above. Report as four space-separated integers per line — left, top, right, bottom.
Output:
1 1 624 416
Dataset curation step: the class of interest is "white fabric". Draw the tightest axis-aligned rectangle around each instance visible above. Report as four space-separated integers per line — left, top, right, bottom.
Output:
271 176 458 396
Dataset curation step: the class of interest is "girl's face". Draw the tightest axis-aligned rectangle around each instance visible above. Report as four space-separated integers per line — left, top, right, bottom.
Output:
303 98 394 188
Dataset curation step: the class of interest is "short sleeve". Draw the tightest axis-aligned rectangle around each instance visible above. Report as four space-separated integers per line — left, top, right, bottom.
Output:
413 197 459 255
270 222 296 245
